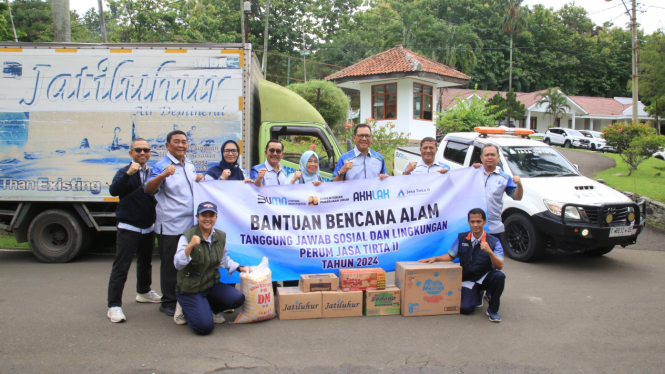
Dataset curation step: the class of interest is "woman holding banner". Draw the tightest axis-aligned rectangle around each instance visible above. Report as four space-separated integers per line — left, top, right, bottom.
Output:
205 140 253 183
287 151 325 185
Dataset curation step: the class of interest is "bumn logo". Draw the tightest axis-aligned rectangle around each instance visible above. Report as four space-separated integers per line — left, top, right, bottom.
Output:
257 195 288 205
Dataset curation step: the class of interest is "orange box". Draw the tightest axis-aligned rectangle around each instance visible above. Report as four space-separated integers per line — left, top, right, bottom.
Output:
339 268 386 291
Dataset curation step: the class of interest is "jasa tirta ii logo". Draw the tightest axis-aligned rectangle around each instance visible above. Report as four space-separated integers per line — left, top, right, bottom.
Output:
308 196 319 206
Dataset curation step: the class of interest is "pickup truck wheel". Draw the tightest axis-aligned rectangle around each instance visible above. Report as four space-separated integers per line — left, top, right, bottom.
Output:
28 210 86 263
543 138 551 145
564 141 572 148
503 214 545 262
584 245 615 257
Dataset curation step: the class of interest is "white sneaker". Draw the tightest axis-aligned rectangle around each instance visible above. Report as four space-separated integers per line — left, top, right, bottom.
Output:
135 290 162 303
107 307 126 323
174 302 187 325
213 312 226 324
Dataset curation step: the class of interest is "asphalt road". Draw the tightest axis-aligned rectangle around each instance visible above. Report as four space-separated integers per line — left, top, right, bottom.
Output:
556 148 616 178
2 147 664 374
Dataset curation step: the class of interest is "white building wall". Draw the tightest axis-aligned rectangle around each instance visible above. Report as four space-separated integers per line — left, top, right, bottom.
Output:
359 78 437 141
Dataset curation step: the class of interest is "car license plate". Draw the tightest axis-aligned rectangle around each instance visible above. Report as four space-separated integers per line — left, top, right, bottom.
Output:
609 226 633 237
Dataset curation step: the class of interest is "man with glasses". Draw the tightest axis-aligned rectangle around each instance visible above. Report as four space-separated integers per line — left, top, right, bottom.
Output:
146 130 205 317
333 124 389 182
107 138 161 323
251 139 288 186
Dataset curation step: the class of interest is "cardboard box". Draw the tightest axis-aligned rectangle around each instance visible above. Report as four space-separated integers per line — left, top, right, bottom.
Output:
339 268 386 291
395 262 462 317
321 290 363 318
300 273 339 292
276 287 321 320
364 286 400 316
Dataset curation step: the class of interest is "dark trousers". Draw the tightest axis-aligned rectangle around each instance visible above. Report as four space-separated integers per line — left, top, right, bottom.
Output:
460 270 506 314
177 282 245 335
489 232 509 254
107 229 155 308
158 234 180 309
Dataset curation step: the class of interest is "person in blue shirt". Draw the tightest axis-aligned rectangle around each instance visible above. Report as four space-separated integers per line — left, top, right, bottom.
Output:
250 139 289 186
419 208 506 322
402 137 450 175
333 124 389 181
286 151 324 185
205 140 252 182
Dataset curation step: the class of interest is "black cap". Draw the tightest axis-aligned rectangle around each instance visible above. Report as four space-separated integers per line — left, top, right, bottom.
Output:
197 201 218 215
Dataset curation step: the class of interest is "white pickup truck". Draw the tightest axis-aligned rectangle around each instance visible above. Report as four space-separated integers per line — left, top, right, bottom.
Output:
393 128 646 261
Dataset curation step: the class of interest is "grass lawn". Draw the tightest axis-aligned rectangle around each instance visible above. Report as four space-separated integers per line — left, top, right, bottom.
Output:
0 234 29 249
593 153 665 203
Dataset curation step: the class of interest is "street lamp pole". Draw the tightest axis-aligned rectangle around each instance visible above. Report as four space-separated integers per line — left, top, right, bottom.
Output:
300 49 311 82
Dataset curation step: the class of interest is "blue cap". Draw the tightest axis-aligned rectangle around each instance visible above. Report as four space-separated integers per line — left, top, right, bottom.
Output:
197 201 218 215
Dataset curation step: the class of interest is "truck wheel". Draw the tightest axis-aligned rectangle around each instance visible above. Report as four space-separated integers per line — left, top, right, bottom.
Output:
564 141 572 148
543 138 551 145
584 245 615 257
503 214 545 262
28 210 86 263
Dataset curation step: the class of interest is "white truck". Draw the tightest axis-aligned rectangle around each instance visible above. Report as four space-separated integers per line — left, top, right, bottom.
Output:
394 127 646 261
0 42 344 262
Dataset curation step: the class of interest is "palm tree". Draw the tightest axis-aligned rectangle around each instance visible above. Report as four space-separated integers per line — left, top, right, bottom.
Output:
536 88 571 127
433 23 482 74
498 0 528 91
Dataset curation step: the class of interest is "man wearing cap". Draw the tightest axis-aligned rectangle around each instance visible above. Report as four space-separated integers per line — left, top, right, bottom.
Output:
145 130 204 317
172 201 250 335
402 137 450 175
419 208 506 322
106 138 161 323
333 124 389 181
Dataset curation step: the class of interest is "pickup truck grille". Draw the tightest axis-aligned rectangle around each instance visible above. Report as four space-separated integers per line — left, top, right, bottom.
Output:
584 207 630 225
579 139 590 144
574 186 594 190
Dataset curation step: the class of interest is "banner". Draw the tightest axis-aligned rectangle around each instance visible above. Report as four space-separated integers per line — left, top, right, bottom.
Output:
193 168 487 282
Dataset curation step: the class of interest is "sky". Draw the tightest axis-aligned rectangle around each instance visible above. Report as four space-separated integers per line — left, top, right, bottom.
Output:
67 0 664 35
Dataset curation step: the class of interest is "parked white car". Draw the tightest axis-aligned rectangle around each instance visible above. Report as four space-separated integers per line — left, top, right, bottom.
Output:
654 147 665 161
543 128 591 149
579 130 613 152
394 127 647 262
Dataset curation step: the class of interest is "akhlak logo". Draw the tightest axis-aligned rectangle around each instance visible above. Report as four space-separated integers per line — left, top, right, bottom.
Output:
353 189 390 202
397 189 405 198
257 194 288 205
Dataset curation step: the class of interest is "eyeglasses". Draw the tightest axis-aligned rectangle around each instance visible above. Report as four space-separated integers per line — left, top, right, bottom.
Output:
268 148 283 154
355 134 372 139
223 149 239 154
133 148 151 153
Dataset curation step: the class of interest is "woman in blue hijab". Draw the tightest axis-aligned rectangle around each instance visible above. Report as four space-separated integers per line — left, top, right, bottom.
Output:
205 140 252 182
287 151 324 185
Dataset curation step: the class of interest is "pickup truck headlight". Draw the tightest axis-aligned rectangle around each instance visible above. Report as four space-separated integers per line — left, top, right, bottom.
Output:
543 199 581 219
626 206 635 222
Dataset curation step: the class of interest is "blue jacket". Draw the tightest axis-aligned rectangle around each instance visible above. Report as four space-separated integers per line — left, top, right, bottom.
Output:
457 231 500 282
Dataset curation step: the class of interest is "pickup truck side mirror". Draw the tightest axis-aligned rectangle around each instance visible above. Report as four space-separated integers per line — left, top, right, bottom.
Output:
346 139 352 152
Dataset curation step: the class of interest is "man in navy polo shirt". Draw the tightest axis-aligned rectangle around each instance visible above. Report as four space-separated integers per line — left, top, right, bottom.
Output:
419 208 506 322
106 138 161 323
333 124 389 181
145 130 204 317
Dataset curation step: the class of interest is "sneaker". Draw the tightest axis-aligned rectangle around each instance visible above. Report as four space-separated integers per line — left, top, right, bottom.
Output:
107 307 126 323
213 312 226 324
476 290 485 307
159 304 175 317
136 290 162 303
222 309 234 314
486 307 501 323
174 303 187 325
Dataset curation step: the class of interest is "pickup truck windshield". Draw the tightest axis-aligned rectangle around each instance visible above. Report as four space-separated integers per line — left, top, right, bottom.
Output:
501 146 579 178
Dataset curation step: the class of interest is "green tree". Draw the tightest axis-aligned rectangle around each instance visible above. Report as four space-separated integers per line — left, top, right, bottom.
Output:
487 92 506 118
602 122 665 176
9 0 53 42
639 31 665 105
645 96 665 135
287 80 350 128
106 0 185 42
536 88 570 127
435 87 504 133
181 0 241 43
505 89 526 123
497 0 528 91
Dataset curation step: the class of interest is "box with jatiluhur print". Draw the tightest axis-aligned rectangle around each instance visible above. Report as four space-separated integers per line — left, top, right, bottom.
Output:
364 286 400 316
339 268 386 291
395 262 461 317
276 287 321 320
321 290 363 318
300 273 338 292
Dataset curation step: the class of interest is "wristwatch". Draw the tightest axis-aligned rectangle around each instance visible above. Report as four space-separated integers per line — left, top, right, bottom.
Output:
237 265 245 272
